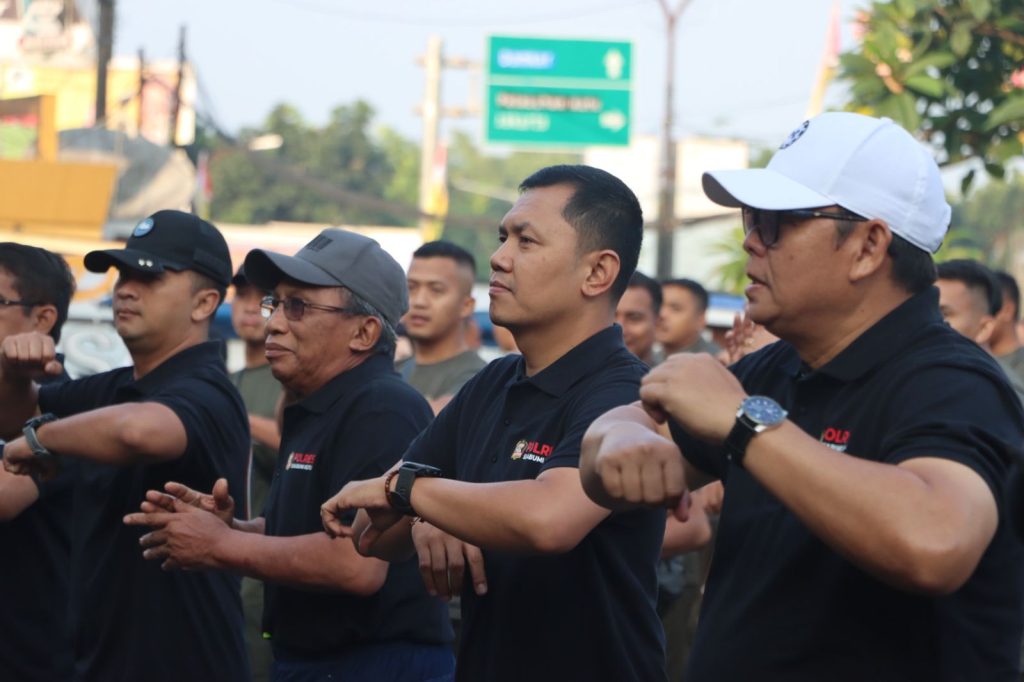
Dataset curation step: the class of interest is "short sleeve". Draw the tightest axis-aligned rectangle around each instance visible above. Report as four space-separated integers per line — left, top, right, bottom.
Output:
38 369 127 418
879 364 1024 505
144 375 251 511
540 371 641 472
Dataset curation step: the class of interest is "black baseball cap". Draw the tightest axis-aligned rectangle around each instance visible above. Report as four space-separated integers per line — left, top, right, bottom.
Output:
231 265 249 288
244 228 408 327
85 210 233 287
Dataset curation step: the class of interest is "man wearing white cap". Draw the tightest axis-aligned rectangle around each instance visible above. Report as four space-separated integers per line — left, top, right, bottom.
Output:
580 112 1024 680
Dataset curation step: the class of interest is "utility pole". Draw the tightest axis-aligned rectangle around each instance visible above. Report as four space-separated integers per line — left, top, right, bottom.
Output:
95 0 115 125
170 25 187 147
655 0 694 280
416 36 479 237
418 35 442 236
137 47 146 134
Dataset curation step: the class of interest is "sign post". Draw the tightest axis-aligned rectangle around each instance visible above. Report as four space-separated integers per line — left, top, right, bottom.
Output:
485 36 632 148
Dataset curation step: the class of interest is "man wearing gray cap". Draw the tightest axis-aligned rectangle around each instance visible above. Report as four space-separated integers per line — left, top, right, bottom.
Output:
0 210 250 681
581 112 1024 680
125 228 454 681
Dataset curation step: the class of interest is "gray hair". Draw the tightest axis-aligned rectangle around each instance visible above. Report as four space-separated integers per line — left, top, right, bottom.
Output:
345 288 397 357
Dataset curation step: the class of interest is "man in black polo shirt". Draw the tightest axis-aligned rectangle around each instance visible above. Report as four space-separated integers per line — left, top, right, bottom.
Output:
125 229 453 681
0 211 250 682
0 243 76 682
581 112 1024 681
321 165 668 682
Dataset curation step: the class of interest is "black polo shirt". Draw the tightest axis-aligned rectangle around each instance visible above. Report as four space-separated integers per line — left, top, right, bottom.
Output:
38 341 250 682
405 325 667 682
262 353 451 658
0 363 73 682
672 289 1024 682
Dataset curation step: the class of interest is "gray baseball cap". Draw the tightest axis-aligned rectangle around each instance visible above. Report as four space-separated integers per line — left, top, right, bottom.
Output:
243 228 408 327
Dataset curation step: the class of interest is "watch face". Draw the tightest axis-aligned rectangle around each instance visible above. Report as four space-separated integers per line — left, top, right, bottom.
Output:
742 396 787 426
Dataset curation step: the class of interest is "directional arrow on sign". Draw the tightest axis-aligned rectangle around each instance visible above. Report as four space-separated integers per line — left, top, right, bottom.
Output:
604 49 625 80
599 110 627 132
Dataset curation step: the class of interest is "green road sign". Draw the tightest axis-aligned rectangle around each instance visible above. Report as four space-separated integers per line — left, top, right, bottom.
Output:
485 35 632 148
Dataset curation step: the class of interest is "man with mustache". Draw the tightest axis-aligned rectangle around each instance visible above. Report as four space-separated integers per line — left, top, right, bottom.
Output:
126 229 454 681
581 112 1024 680
0 210 250 681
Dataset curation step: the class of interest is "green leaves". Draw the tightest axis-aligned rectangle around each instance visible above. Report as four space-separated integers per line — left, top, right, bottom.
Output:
838 0 1024 193
986 94 1024 129
950 21 974 57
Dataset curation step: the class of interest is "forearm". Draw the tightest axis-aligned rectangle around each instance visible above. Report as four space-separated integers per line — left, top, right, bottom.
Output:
353 509 416 561
249 415 281 451
213 528 386 595
36 403 185 465
410 474 603 554
745 422 992 593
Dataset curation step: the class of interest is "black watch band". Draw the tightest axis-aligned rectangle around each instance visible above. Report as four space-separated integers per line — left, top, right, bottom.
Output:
388 462 442 516
23 413 59 465
723 415 758 468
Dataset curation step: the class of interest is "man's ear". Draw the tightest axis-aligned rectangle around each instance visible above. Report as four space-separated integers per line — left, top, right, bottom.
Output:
848 220 893 283
191 288 222 323
581 249 621 300
349 315 383 353
29 304 58 336
976 314 997 347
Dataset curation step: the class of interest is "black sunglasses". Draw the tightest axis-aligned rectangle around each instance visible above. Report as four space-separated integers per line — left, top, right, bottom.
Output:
0 296 39 308
742 208 867 248
260 296 359 322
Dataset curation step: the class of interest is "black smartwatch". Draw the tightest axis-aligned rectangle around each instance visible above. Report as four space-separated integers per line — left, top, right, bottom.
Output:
723 396 787 468
388 462 442 516
23 413 60 471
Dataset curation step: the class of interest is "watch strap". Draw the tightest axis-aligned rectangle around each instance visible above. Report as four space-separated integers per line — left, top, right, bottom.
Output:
23 413 57 459
723 414 757 468
389 462 442 516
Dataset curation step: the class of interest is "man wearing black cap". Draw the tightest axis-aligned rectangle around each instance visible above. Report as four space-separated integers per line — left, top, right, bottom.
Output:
125 228 454 681
0 210 250 682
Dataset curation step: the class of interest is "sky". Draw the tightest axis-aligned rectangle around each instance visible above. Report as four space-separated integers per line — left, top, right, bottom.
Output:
113 0 871 151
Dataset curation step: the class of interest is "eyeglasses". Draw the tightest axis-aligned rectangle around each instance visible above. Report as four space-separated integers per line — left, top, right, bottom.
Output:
0 296 39 308
741 208 867 248
260 296 359 322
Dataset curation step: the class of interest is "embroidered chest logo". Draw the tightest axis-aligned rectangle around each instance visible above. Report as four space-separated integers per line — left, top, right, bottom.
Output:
511 439 554 464
819 427 851 452
285 452 318 471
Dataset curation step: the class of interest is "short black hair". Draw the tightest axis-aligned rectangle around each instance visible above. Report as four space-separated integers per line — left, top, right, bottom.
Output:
413 240 477 279
662 278 709 312
519 164 643 299
0 243 75 344
937 259 1002 316
189 271 227 307
995 271 1020 320
627 271 662 314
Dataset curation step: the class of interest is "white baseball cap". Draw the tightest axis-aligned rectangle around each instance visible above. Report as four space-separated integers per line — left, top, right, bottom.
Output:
702 112 951 253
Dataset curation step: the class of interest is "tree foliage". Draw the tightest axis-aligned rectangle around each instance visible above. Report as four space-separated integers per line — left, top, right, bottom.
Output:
948 172 1024 265
210 101 401 225
839 0 1024 191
